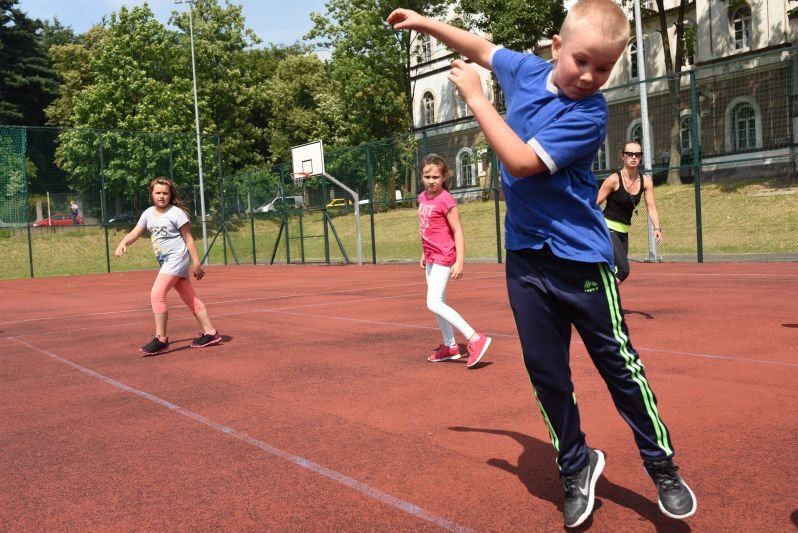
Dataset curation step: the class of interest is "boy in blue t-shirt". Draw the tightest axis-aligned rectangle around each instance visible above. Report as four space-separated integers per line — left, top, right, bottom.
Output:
389 0 696 528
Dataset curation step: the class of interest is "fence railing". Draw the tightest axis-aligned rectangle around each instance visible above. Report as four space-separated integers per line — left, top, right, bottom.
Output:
1 48 797 279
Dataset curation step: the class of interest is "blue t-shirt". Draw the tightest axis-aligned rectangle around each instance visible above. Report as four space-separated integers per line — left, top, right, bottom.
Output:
491 47 614 267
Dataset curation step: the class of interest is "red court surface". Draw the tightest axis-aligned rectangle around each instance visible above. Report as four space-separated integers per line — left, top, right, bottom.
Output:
1 262 796 532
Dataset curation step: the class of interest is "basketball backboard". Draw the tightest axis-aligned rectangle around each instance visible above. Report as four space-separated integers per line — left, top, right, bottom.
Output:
291 140 325 177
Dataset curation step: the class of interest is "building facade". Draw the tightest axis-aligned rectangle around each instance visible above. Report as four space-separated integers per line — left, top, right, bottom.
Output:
410 1 798 186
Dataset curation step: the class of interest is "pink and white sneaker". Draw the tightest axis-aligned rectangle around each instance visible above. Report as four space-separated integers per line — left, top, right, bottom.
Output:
466 335 491 368
428 344 461 362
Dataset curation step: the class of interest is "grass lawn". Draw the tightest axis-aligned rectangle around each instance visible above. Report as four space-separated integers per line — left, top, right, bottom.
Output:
1 182 796 280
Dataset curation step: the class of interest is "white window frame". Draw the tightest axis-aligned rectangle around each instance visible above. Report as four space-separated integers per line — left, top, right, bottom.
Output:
732 5 752 51
422 92 435 126
420 34 432 62
456 148 476 187
454 87 470 119
725 97 761 152
593 138 610 172
679 111 693 153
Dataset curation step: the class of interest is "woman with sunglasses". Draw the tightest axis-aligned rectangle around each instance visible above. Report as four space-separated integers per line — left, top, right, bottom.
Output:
597 141 662 283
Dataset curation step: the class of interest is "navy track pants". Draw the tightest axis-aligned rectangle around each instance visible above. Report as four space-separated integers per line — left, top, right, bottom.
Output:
506 247 674 476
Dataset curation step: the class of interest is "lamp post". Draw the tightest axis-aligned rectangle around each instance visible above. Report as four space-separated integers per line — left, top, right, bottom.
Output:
633 0 658 262
176 0 209 263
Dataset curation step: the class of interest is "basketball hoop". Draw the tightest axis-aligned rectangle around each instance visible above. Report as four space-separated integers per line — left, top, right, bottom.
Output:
290 172 311 188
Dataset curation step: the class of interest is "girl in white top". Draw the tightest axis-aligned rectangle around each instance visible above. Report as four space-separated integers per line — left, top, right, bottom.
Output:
115 177 221 355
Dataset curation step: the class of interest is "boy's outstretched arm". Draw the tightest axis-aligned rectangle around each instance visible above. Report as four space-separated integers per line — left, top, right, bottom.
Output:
449 60 547 177
387 8 495 70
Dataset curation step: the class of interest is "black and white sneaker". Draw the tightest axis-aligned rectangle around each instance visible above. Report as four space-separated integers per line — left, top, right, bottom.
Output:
191 331 222 348
562 448 605 528
140 336 169 355
644 458 696 519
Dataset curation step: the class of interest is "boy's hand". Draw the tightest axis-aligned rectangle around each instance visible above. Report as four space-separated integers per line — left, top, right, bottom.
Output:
419 255 426 268
387 8 423 31
448 59 483 104
114 244 126 257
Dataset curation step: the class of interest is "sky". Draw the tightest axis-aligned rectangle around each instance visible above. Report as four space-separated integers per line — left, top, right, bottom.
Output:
17 0 328 47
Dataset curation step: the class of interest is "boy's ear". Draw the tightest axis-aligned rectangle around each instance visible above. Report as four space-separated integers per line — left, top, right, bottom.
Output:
551 34 562 60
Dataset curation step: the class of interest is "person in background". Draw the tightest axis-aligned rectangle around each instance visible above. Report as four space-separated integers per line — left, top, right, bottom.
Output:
115 177 221 355
597 141 662 283
418 153 491 368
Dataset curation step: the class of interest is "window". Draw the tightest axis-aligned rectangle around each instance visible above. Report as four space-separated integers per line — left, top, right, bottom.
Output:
680 114 692 152
456 149 476 187
454 88 470 118
629 39 638 79
593 139 609 172
491 80 506 113
732 5 752 50
732 102 756 150
631 123 643 144
421 34 432 62
422 92 435 126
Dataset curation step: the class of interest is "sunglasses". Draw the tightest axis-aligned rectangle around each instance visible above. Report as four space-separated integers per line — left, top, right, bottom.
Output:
623 151 643 158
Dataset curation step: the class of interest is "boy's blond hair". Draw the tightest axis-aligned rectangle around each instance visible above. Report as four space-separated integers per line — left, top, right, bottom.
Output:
560 0 630 52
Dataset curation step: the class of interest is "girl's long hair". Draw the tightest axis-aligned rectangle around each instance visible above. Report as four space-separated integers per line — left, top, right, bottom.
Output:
149 177 189 214
421 153 451 191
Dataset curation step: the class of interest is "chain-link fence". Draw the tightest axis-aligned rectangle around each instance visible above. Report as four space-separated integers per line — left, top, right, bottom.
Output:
1 49 796 279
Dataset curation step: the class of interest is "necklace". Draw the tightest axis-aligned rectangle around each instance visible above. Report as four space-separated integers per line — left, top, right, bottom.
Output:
621 169 639 189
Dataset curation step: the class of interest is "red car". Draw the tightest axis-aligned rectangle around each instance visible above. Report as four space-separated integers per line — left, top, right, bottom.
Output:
32 214 84 226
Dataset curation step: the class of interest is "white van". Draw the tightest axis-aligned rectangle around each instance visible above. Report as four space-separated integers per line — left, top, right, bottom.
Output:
254 195 304 213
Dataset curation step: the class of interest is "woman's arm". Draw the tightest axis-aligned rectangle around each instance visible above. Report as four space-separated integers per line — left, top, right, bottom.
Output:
642 174 662 243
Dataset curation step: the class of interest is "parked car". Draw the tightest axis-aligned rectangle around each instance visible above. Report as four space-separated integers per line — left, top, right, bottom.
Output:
32 214 83 226
254 195 303 213
325 198 351 208
107 212 138 225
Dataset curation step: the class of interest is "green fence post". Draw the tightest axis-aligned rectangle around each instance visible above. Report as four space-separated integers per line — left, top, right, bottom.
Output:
99 131 111 273
21 127 34 278
366 144 376 263
689 70 703 263
249 172 257 264
491 150 503 264
216 135 228 265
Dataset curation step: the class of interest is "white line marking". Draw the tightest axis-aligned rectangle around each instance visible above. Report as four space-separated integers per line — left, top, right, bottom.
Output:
8 337 475 533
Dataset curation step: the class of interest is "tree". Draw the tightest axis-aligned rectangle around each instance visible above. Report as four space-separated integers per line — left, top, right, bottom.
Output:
457 0 565 52
0 0 59 125
649 0 691 185
263 54 340 163
307 0 452 142
53 5 195 204
170 0 267 173
46 26 105 127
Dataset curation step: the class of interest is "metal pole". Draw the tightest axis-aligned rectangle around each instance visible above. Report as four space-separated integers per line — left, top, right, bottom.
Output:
633 0 658 261
177 0 209 263
323 172 362 265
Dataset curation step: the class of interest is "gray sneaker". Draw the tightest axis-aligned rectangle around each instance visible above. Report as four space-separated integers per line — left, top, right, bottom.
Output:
644 458 697 519
562 448 605 528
